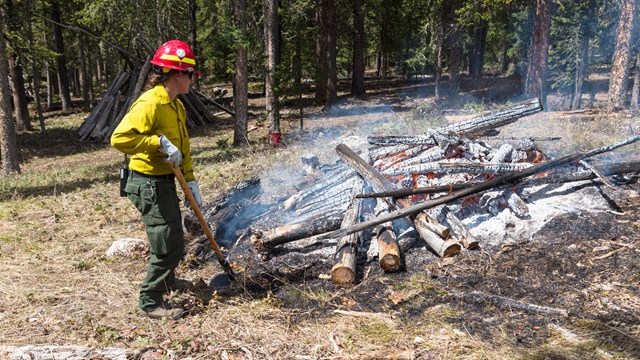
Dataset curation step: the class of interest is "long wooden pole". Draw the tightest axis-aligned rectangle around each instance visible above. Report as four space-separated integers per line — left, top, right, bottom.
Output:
172 165 236 280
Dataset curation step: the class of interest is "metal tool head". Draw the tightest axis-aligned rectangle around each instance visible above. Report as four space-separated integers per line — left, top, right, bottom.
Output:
208 272 233 294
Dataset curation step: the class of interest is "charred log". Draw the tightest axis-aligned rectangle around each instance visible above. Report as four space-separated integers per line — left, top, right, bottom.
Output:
252 211 344 253
331 178 363 285
437 206 479 249
316 135 640 241
358 159 640 200
414 212 460 257
367 98 543 146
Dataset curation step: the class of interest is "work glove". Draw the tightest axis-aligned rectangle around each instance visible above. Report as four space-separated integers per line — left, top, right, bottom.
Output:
186 180 203 209
159 135 182 167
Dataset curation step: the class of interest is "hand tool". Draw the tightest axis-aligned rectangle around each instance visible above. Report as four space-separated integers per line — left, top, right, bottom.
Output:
172 165 236 285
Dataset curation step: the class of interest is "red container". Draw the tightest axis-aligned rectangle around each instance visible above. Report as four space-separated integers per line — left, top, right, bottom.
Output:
270 131 281 145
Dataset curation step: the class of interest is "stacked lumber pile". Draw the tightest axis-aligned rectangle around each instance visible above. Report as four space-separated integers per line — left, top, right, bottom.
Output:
77 36 232 142
186 98 640 286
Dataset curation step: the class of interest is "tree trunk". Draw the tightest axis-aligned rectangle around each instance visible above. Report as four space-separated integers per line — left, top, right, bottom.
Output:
8 58 32 132
5 0 31 131
51 0 72 111
293 33 303 129
188 0 199 90
314 0 328 105
525 0 551 108
78 35 90 111
469 22 487 78
448 25 462 102
608 0 636 110
233 0 249 147
31 65 45 132
87 40 94 106
434 27 443 102
325 0 337 106
631 52 640 109
351 0 365 97
155 0 163 44
571 0 594 110
46 62 52 109
265 0 280 133
0 7 20 174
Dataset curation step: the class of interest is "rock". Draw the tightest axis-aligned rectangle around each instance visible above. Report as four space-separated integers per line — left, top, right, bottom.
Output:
106 238 147 258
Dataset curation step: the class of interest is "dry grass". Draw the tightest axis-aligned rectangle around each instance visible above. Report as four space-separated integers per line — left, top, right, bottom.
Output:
1 85 639 359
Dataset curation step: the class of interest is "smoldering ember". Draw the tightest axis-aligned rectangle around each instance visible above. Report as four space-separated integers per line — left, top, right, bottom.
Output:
183 98 640 293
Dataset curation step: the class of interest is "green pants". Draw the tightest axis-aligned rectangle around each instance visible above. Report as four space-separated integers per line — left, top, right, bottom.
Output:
125 171 184 310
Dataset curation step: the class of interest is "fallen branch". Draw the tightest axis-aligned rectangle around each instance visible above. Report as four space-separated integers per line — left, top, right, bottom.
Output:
451 290 569 317
193 89 236 118
592 245 631 260
333 310 396 327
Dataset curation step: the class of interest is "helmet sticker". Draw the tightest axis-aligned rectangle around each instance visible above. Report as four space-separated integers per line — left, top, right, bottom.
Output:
176 49 186 59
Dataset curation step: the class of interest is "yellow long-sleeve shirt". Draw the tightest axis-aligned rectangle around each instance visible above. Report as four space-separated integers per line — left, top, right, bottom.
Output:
110 84 195 182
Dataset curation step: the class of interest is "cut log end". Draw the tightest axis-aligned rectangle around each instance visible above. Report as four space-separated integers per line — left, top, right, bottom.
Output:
463 239 480 250
441 240 462 257
379 254 401 272
331 266 356 285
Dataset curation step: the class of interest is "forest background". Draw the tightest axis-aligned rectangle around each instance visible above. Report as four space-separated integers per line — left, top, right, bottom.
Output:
0 0 639 174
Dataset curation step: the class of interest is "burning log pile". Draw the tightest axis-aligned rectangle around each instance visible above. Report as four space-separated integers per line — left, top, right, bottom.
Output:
185 98 640 287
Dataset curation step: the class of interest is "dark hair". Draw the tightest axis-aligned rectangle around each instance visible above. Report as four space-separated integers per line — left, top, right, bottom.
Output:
145 69 178 90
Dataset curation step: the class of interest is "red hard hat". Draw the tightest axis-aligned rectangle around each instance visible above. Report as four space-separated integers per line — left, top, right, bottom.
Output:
150 40 201 76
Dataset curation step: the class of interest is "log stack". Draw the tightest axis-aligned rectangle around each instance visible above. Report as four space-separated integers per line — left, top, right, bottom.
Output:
184 98 640 287
77 55 226 142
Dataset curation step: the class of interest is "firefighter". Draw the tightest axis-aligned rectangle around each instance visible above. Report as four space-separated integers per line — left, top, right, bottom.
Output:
111 40 202 320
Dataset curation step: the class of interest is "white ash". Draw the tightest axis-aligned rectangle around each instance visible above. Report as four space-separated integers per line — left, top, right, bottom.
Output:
462 181 615 247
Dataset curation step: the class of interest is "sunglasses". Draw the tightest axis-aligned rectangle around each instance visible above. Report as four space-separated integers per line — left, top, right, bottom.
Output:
179 70 194 79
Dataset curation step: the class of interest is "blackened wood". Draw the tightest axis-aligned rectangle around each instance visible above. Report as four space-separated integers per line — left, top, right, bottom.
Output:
439 206 478 249
317 135 640 240
282 166 354 210
367 134 436 146
187 91 216 124
252 211 343 251
369 144 415 161
193 89 236 117
88 95 115 139
442 98 543 136
383 145 445 172
489 144 513 163
331 179 363 285
357 183 467 199
358 159 640 199
383 160 531 177
578 160 615 188
367 99 542 146
180 94 205 126
336 143 441 250
78 70 127 139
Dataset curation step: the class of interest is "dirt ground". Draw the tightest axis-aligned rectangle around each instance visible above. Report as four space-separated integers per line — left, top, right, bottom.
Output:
1 75 639 359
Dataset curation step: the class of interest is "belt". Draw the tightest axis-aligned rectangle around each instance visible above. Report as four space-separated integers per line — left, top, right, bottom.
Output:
130 170 175 181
